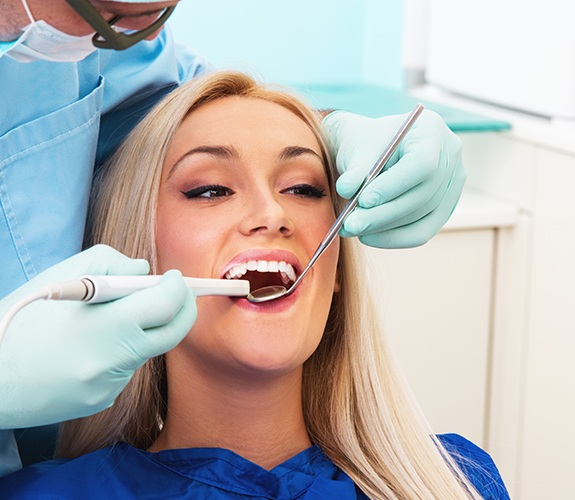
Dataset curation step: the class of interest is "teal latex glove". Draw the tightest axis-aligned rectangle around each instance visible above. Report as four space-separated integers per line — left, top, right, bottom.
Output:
0 245 197 429
323 110 466 248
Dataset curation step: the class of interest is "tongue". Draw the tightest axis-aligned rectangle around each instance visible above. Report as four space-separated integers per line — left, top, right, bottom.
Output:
243 270 285 290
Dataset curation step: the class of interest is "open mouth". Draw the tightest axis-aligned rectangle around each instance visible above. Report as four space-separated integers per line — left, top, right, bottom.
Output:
224 260 297 292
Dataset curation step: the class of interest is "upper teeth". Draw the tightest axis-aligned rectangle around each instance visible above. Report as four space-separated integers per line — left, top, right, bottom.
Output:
224 260 297 284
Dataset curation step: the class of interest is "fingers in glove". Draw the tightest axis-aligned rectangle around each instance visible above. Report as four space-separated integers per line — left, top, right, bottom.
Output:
355 177 466 249
340 170 446 237
133 288 198 359
107 269 197 358
335 149 402 200
360 147 441 208
28 245 150 289
76 244 150 277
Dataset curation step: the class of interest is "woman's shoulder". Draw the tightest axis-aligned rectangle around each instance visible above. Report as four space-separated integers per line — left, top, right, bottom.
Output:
437 433 510 499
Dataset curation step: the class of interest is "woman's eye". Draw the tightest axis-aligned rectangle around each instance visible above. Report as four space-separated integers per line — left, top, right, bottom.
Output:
182 184 234 199
283 184 327 199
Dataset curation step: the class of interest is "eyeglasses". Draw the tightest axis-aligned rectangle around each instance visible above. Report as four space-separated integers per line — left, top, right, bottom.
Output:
64 0 177 50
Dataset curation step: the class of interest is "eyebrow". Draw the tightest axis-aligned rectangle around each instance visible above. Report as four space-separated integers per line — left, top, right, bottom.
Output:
167 144 323 179
168 145 238 178
278 146 323 163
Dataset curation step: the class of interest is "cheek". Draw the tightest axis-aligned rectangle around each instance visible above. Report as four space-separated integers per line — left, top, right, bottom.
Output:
301 199 336 233
154 204 210 274
155 199 239 276
306 204 338 256
155 224 186 272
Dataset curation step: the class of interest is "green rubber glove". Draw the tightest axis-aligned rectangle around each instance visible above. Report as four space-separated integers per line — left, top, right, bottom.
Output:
0 245 197 429
323 109 466 248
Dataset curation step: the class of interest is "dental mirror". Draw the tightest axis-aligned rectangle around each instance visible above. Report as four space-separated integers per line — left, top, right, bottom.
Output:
246 103 425 304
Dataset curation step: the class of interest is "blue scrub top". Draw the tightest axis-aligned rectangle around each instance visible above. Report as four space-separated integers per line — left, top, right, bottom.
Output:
0 26 211 477
0 26 211 300
0 434 510 499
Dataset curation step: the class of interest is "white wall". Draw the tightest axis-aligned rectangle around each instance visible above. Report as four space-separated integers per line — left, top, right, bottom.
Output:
168 0 405 88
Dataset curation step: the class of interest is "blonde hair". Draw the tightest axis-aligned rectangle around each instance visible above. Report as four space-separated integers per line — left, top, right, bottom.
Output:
59 71 482 499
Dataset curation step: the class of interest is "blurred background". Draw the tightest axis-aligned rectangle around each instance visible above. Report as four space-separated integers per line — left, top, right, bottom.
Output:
169 0 404 89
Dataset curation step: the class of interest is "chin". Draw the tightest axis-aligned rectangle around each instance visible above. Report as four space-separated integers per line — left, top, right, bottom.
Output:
235 359 305 380
231 340 316 377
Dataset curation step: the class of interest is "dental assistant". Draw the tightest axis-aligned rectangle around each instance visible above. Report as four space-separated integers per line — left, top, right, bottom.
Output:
0 0 466 477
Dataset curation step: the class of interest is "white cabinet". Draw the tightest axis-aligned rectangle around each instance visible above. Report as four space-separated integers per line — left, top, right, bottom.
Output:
508 147 575 500
460 130 575 500
406 85 575 498
361 230 493 445
359 190 519 449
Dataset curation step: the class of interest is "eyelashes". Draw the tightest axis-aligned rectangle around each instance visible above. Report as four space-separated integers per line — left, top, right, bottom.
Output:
182 184 234 199
281 184 327 199
182 183 327 200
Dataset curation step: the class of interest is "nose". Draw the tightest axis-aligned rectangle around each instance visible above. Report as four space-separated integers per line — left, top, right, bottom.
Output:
239 191 295 237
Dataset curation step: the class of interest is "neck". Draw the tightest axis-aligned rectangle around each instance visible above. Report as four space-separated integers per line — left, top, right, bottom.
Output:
149 353 312 470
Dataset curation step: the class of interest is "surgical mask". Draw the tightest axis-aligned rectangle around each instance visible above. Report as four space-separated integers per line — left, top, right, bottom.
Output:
0 0 97 63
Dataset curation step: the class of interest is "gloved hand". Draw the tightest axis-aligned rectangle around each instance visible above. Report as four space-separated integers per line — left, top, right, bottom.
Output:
323 109 466 248
0 245 197 429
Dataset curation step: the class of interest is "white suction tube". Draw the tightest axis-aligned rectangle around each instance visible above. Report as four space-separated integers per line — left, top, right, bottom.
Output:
81 275 249 303
0 276 249 345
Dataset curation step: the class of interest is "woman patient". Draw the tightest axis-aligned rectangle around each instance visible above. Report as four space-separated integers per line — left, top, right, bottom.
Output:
0 72 509 499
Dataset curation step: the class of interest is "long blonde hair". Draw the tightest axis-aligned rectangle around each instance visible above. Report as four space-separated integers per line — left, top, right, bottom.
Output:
58 71 482 499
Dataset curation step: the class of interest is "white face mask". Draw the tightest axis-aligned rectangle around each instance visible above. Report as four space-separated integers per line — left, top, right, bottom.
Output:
0 0 97 63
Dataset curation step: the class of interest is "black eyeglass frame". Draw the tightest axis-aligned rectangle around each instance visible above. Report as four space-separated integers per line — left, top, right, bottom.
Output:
64 0 176 50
